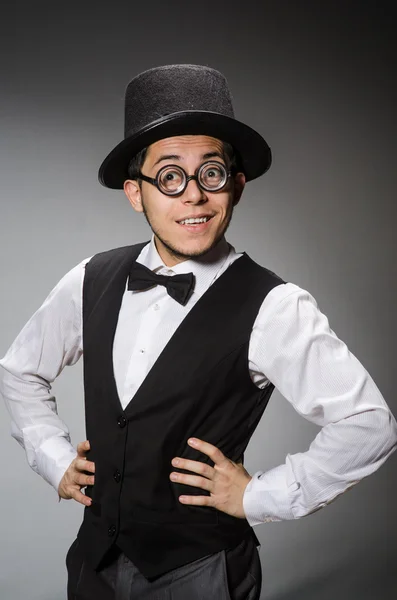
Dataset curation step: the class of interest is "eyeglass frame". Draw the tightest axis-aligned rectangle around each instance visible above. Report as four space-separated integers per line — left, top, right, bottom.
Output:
132 160 235 197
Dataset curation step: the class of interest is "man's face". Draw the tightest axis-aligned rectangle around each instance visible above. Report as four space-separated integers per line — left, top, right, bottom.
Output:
124 135 245 266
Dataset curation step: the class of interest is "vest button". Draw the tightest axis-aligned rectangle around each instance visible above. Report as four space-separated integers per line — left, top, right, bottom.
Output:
108 525 117 537
113 469 121 483
117 416 127 428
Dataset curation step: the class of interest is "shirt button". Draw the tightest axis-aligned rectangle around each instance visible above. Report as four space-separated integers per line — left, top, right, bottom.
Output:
113 469 121 483
139 348 145 354
153 304 160 311
108 525 117 537
117 416 127 428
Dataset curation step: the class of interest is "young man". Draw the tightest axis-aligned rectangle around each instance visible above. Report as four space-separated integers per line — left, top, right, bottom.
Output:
1 65 396 600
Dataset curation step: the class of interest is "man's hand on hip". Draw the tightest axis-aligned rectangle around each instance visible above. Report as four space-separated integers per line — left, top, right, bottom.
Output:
58 440 95 506
170 438 252 519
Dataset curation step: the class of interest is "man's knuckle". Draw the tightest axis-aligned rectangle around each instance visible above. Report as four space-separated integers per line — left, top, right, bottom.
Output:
214 449 223 462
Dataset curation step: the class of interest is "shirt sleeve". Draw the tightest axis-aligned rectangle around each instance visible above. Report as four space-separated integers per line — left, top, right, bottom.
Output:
244 282 397 525
0 258 90 494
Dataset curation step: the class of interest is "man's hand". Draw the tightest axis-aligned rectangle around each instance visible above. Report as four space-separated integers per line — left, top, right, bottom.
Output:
58 440 95 506
170 438 252 519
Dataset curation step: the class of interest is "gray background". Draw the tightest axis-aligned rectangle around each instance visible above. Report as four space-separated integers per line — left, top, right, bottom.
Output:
1 2 396 599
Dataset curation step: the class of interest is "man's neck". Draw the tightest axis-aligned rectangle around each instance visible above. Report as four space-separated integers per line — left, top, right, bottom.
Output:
153 236 229 268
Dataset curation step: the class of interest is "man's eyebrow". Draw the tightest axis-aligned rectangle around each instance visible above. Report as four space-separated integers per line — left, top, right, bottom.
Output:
152 151 226 168
152 154 181 167
202 152 225 161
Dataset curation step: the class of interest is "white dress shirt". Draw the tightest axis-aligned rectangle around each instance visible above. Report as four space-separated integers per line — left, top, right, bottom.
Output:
1 237 396 527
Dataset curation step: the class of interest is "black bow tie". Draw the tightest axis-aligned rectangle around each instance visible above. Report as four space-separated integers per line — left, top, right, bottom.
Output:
128 262 195 306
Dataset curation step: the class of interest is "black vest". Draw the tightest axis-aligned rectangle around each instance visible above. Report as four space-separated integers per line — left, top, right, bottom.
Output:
77 242 285 579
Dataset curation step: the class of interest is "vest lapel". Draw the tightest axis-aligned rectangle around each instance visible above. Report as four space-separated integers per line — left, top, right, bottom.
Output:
83 242 147 415
87 246 273 419
123 253 261 420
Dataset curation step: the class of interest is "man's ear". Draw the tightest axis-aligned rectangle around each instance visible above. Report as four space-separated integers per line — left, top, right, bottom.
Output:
232 172 246 207
124 179 144 213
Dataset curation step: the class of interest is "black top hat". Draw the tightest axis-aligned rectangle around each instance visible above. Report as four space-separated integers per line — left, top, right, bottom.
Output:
98 64 271 189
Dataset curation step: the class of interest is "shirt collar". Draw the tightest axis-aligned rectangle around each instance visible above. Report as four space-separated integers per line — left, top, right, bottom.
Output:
137 235 235 298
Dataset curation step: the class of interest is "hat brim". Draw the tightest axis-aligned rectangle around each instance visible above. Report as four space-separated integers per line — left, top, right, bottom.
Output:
98 111 271 189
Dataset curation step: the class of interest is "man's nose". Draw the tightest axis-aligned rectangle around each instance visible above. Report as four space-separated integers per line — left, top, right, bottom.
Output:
182 178 207 203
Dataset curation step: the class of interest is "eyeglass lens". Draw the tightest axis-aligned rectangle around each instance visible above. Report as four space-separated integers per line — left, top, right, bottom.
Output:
157 162 228 195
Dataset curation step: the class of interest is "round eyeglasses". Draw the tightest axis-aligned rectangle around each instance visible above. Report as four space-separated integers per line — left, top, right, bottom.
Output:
136 161 233 196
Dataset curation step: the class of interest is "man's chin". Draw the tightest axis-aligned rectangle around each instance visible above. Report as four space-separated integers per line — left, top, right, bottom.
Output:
158 236 222 262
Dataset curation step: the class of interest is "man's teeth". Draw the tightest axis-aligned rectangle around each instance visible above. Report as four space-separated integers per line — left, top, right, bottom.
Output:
179 217 210 225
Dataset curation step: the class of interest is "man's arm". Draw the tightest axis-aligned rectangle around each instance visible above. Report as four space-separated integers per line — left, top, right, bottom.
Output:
243 283 397 524
0 259 89 495
170 284 397 522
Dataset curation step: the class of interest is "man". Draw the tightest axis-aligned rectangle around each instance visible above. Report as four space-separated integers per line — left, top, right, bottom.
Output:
1 64 396 600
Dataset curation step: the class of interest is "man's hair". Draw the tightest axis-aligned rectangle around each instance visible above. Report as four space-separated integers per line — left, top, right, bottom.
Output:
127 147 149 181
126 141 240 183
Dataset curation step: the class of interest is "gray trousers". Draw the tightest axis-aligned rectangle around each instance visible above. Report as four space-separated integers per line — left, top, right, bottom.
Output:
66 534 262 600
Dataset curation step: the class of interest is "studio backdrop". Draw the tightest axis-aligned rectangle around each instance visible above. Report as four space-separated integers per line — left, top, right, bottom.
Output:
1 3 396 599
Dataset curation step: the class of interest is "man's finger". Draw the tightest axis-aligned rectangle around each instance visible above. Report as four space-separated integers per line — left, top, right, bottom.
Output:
74 473 95 487
75 458 95 474
171 457 213 478
71 488 92 506
179 494 213 507
170 472 213 491
187 438 228 466
77 440 90 456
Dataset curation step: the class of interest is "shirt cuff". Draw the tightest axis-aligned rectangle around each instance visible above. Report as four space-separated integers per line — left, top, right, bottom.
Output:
243 464 298 526
35 436 78 494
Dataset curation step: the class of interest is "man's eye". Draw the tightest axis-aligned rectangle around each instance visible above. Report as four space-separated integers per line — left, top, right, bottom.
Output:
159 167 185 192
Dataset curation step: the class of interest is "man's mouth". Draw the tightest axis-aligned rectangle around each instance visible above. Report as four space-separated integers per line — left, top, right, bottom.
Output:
177 215 213 226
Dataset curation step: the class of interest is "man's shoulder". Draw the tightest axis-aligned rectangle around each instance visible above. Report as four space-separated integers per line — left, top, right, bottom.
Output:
82 241 150 295
87 241 149 264
84 241 150 274
241 252 287 286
